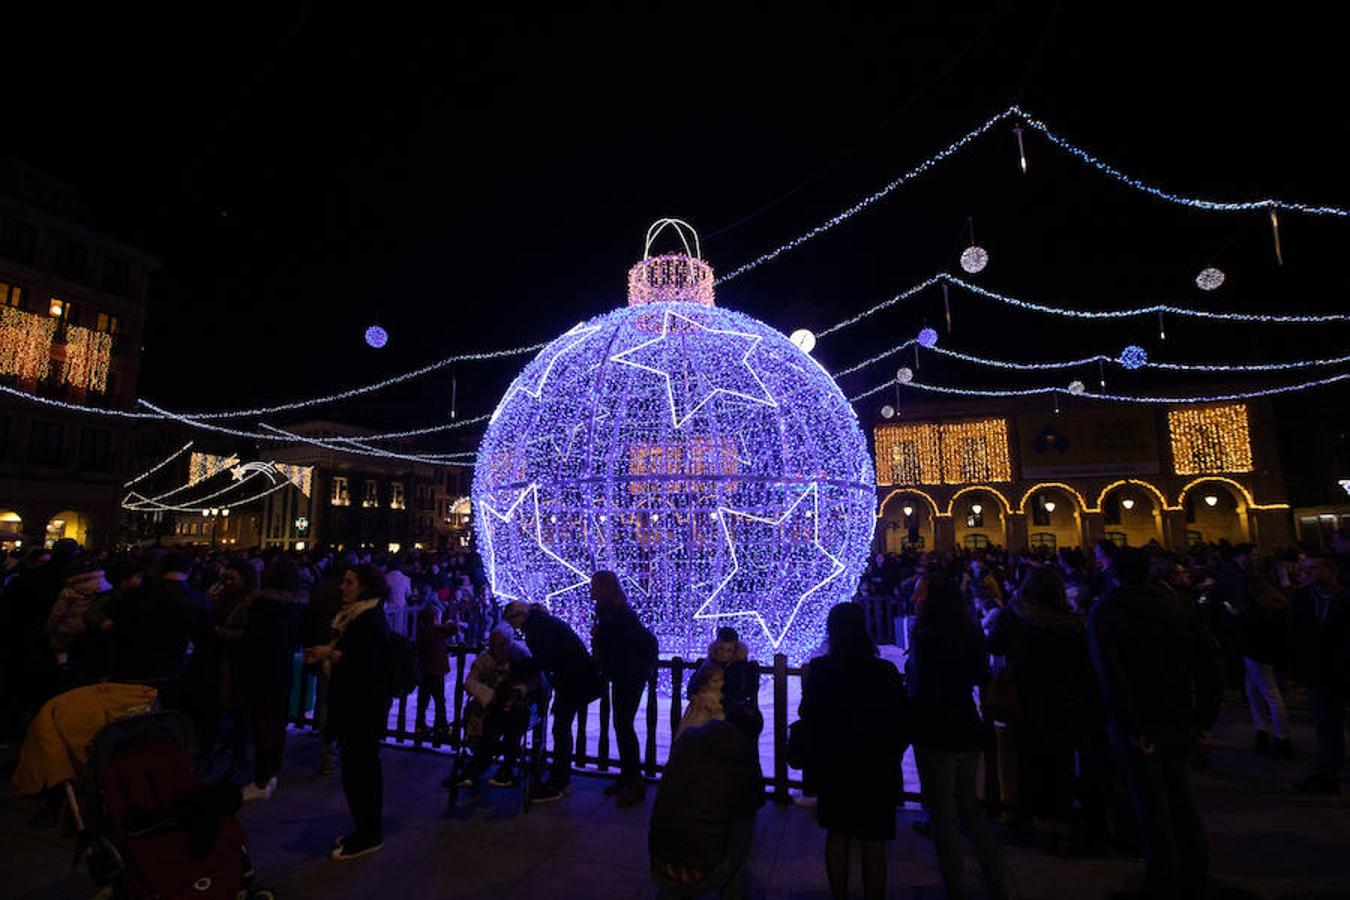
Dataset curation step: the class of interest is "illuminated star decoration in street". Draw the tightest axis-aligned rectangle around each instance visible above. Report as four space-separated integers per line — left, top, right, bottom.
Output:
230 461 281 483
490 322 601 423
478 482 589 611
693 483 845 649
609 309 777 428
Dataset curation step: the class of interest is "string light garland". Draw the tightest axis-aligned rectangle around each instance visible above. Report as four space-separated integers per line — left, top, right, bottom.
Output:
0 307 57 382
61 326 113 393
874 419 1011 485
850 371 1350 404
1168 405 1254 474
716 104 1350 286
123 441 195 488
475 230 874 662
124 475 295 514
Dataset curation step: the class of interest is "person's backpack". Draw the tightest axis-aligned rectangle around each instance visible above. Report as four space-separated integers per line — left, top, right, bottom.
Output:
386 631 420 698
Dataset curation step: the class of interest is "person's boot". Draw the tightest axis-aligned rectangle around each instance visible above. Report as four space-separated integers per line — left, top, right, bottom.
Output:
1272 738 1295 759
1254 730 1271 756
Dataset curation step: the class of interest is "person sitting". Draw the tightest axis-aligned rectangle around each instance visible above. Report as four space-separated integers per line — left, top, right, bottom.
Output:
451 630 538 788
649 702 765 899
675 627 758 740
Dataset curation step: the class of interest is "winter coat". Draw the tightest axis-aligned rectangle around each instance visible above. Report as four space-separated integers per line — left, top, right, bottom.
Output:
107 579 210 681
327 606 390 739
1290 584 1350 693
416 610 455 679
239 588 305 702
676 641 757 739
519 608 601 701
1240 587 1291 667
649 719 765 874
804 654 909 803
1087 584 1224 742
987 598 1095 741
906 624 987 752
592 603 658 686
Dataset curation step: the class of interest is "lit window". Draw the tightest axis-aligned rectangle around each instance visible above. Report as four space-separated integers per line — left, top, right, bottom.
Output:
875 418 1011 485
95 313 121 335
1168 404 1253 475
330 476 350 506
390 482 406 510
362 480 379 508
1 280 22 308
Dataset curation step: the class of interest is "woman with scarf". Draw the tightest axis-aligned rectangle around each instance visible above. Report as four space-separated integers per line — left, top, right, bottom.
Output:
304 563 389 861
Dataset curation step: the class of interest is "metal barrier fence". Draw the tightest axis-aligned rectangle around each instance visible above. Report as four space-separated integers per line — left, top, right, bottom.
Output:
291 608 921 805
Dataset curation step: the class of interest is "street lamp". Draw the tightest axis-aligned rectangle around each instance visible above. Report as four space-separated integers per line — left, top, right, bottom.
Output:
1121 498 1135 510
1043 499 1056 513
902 505 914 517
1203 494 1219 507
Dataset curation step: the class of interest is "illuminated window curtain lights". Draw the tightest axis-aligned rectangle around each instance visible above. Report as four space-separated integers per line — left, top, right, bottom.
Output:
874 423 942 485
940 419 1012 484
1169 404 1254 475
61 325 113 393
0 307 56 382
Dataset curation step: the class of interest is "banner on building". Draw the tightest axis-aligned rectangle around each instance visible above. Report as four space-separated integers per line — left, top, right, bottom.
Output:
1016 409 1160 478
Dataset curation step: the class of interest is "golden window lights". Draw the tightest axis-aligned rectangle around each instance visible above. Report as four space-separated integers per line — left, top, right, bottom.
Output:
390 482 406 510
362 480 379 508
330 475 350 506
1 280 21 308
0 306 56 381
61 325 113 393
874 418 1011 485
95 312 121 335
1168 404 1254 475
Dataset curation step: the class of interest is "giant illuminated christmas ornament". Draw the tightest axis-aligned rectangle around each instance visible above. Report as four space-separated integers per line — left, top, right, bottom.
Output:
473 220 875 661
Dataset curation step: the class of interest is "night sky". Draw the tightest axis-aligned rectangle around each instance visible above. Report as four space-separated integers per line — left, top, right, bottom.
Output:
5 6 1347 492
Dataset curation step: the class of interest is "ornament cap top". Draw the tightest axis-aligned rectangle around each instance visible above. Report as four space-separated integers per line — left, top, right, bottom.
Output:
628 219 715 308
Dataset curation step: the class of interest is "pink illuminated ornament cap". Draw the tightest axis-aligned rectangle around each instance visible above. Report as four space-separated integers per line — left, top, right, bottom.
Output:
627 218 716 307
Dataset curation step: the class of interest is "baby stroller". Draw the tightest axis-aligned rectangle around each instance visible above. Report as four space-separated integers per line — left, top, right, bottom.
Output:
72 710 273 899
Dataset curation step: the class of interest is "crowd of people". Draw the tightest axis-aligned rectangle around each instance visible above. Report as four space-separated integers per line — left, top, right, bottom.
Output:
2 531 1347 895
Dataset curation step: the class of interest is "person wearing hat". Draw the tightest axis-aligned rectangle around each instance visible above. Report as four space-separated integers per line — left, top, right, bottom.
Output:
44 556 114 683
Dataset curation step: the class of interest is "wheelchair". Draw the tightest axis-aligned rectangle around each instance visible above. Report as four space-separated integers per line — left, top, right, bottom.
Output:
445 685 550 813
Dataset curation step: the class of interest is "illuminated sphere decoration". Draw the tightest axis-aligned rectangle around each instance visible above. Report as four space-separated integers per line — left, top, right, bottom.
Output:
1119 344 1149 370
959 244 989 274
917 328 939 349
473 220 876 662
1195 266 1226 291
896 366 914 384
364 325 389 349
880 404 896 419
1068 379 1086 395
789 329 817 354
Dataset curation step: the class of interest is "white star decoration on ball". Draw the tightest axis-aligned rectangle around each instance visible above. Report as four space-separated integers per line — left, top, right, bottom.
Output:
491 322 601 423
693 483 846 649
478 483 589 610
609 309 777 428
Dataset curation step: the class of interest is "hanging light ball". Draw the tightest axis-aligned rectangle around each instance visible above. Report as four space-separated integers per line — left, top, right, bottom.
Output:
1042 499 1056 513
902 504 915 517
1068 379 1086 395
364 325 389 349
1119 344 1148 370
959 245 989 274
970 503 983 515
880 404 896 419
1195 267 1226 291
896 367 914 384
789 329 817 354
1121 498 1136 510
1203 494 1219 507
917 327 939 349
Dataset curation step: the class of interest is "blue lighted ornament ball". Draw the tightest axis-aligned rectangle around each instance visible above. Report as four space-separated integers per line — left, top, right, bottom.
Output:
473 290 876 663
365 325 388 349
918 327 939 349
1119 344 1148 370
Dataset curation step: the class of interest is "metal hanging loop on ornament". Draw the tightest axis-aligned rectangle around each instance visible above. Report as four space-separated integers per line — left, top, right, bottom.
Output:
643 218 704 260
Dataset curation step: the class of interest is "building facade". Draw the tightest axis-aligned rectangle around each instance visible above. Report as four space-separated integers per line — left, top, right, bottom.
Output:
1 165 158 550
873 395 1293 554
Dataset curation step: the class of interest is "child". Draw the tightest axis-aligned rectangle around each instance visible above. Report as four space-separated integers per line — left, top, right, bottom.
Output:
675 627 758 740
415 604 456 740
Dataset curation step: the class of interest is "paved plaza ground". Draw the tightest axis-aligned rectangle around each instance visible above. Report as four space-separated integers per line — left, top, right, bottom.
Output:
4 691 1349 899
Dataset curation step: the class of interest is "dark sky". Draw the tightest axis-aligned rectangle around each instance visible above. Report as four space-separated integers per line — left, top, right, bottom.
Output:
5 5 1348 475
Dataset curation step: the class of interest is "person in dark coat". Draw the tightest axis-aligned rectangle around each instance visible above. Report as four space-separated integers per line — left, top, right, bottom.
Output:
504 599 601 802
1087 547 1224 898
237 559 306 801
908 577 1009 900
1290 555 1350 795
1241 556 1293 758
303 550 354 775
649 703 765 900
802 602 910 900
305 563 390 861
107 552 210 706
987 565 1094 847
591 570 658 806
